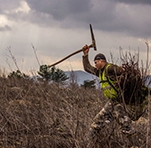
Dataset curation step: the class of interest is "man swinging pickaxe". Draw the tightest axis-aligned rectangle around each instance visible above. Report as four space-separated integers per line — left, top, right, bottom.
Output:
48 24 97 68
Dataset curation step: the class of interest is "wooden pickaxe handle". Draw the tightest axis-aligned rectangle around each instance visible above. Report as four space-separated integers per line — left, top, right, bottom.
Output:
48 24 97 68
48 44 94 68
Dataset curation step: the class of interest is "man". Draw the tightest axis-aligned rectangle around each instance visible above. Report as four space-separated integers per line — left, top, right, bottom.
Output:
82 45 135 138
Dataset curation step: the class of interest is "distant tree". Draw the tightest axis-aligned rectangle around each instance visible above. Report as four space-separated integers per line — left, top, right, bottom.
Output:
50 66 69 83
38 65 69 84
38 65 51 81
81 80 96 89
8 70 29 79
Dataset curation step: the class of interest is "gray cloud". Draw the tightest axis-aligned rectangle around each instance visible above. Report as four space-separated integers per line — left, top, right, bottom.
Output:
24 0 151 38
0 0 150 73
0 0 21 12
0 25 11 31
113 0 151 5
1 0 151 38
26 0 92 20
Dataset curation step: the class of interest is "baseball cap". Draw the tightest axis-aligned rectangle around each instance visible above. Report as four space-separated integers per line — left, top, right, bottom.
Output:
94 53 106 61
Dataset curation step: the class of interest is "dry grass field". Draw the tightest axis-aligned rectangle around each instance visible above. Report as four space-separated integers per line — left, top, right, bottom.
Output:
0 76 150 148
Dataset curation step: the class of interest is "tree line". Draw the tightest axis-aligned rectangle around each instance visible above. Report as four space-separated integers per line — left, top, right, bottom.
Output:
8 65 96 89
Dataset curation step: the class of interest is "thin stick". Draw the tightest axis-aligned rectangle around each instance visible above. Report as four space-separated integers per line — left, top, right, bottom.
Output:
6 47 20 71
31 44 41 66
146 41 150 148
145 40 149 75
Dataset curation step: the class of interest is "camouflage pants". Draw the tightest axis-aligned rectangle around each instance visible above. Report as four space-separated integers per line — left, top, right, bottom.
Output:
90 99 132 132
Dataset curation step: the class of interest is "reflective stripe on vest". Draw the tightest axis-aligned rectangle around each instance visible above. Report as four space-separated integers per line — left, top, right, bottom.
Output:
99 64 118 99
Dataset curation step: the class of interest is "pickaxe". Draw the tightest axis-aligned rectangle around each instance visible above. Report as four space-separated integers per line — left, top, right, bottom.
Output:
48 24 97 68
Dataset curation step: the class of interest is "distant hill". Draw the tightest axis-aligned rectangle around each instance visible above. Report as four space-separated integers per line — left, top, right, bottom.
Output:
65 70 100 87
30 70 100 87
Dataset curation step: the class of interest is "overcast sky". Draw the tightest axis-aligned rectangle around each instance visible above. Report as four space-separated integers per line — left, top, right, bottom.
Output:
0 0 151 75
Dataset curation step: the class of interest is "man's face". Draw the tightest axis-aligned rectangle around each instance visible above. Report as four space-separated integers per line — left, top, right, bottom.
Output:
94 59 103 70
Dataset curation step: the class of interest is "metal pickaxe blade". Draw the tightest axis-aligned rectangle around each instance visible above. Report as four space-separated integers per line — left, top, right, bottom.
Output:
89 24 97 51
48 24 97 68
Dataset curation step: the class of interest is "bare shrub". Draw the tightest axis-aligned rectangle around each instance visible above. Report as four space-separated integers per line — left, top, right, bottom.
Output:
0 70 150 148
0 75 105 148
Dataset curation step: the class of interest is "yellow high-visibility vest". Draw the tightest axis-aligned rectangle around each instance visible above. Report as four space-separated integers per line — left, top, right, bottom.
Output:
99 63 118 99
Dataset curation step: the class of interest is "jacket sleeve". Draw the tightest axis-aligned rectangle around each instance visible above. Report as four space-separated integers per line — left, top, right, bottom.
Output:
82 54 99 77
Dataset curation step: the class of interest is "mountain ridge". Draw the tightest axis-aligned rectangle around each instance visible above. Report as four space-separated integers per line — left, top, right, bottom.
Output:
65 70 100 86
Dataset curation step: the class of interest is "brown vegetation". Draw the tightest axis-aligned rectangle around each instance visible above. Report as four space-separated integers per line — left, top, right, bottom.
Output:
0 76 150 148
1 41 150 147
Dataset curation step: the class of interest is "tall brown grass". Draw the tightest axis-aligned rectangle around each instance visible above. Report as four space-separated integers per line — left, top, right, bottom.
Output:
0 75 150 148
